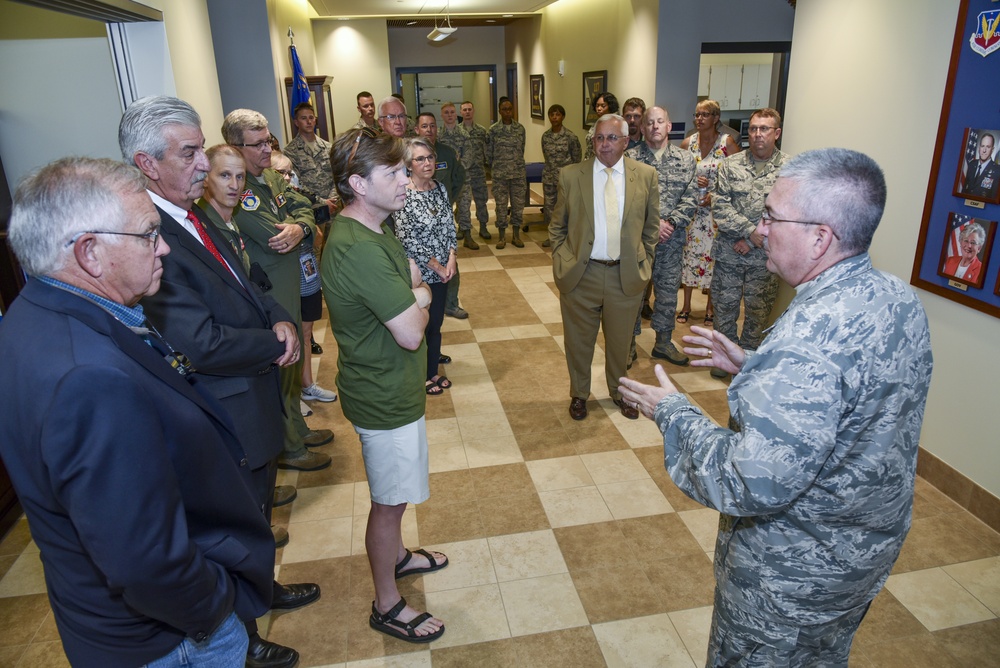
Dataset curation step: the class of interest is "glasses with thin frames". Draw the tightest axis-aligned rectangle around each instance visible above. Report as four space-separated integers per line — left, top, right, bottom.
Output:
65 227 162 248
347 126 381 168
593 134 624 143
379 114 406 123
760 212 840 240
238 140 271 150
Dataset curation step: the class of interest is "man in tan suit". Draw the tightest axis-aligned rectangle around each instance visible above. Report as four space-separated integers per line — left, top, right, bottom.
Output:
551 114 660 420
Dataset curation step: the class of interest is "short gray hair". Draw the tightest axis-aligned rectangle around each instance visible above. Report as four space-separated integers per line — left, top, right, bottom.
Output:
119 96 201 165
377 96 405 118
405 136 436 166
9 157 147 276
595 113 628 137
960 222 986 247
778 148 887 255
221 109 269 146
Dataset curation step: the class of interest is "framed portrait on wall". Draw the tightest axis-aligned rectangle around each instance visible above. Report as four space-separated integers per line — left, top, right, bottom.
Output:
582 70 607 129
952 127 1000 204
937 213 996 289
530 75 544 120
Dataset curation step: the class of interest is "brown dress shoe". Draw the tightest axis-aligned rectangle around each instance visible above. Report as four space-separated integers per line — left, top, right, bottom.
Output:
273 485 297 507
614 398 639 420
569 397 588 420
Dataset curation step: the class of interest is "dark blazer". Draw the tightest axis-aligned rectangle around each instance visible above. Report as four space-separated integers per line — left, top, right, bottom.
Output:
550 156 660 296
141 205 291 469
0 280 273 667
963 158 1000 199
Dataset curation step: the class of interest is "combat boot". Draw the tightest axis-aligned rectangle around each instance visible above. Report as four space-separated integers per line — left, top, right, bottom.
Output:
496 229 506 249
511 225 524 248
479 224 492 240
650 331 689 366
463 229 480 250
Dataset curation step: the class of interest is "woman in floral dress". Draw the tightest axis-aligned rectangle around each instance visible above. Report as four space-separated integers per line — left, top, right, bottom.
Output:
678 99 740 324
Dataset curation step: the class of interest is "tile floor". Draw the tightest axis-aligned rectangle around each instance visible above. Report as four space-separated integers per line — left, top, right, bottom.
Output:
1 210 999 667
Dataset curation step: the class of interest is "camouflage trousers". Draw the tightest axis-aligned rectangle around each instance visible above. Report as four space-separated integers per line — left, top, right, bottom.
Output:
708 588 871 667
492 176 526 232
709 255 778 350
457 170 490 229
543 182 558 226
649 232 685 339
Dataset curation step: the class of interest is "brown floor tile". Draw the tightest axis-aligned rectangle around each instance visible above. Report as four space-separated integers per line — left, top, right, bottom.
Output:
294 451 364 488
515 428 577 461
344 592 430 662
0 520 32 558
32 611 61 643
914 477 966 515
13 641 69 668
642 553 716 611
687 389 731 426
441 329 477 345
496 253 552 269
571 562 664 623
553 521 635 573
470 463 535 499
0 594 50 647
431 637 520 667
428 469 477 505
932 617 1000 665
513 626 607 668
856 632 964 667
0 555 17 581
563 419 630 455
950 511 1000 554
425 394 457 420
0 645 26 666
853 588 927 648
480 493 550 537
544 322 563 337
892 514 996 573
415 499 487 544
618 514 704 560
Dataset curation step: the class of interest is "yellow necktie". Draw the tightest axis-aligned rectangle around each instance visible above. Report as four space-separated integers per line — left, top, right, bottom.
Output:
604 167 620 259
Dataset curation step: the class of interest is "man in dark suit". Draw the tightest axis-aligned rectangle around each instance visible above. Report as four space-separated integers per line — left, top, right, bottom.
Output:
962 132 1000 200
550 113 660 421
0 157 274 667
119 96 321 668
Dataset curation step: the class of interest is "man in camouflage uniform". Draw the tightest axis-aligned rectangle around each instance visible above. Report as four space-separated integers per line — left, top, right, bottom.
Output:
709 108 788 378
622 97 646 150
540 103 582 248
283 102 336 202
487 97 526 248
620 148 933 667
353 91 379 131
625 106 698 365
224 109 334 473
460 101 491 241
439 102 478 251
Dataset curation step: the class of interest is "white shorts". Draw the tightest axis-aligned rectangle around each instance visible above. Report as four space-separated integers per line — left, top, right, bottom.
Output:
354 416 430 506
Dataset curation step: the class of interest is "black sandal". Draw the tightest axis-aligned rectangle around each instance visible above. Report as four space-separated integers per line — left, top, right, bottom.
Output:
369 597 444 644
425 380 443 395
395 548 449 579
432 375 452 390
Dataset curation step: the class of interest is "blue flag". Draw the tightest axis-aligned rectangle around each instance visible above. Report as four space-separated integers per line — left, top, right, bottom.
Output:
289 45 310 114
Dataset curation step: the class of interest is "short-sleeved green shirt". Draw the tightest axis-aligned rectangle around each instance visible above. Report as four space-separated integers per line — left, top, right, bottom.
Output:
321 214 427 429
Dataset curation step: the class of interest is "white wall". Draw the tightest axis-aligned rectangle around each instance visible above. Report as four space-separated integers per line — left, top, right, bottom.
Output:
312 19 392 136
784 0 998 497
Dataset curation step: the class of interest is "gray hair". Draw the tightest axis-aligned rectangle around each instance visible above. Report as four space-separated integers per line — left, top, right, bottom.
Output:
405 136 436 166
595 113 628 137
221 109 269 146
377 96 405 118
778 148 887 255
9 157 147 276
960 222 986 246
119 96 201 165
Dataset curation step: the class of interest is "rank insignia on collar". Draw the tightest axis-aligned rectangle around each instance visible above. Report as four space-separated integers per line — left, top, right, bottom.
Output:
240 189 259 211
275 193 286 207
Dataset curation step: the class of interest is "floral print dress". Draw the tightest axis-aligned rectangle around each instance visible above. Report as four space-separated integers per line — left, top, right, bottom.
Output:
392 180 457 285
682 131 730 288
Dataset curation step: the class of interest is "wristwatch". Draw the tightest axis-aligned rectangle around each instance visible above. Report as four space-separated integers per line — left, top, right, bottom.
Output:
298 222 311 237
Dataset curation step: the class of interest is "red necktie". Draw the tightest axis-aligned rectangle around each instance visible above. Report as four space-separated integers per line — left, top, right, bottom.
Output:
188 210 240 283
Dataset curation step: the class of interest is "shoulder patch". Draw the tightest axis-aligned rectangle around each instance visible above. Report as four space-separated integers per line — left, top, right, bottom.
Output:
240 189 259 211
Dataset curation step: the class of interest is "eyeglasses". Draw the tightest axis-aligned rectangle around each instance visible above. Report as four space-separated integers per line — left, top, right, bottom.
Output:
65 226 162 248
411 155 435 164
237 140 271 150
347 126 380 167
748 125 777 135
379 114 406 122
693 112 715 118
760 212 839 240
593 134 624 143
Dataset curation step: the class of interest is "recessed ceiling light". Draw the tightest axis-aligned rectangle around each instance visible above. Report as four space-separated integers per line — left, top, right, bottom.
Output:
486 19 496 22
406 20 417 25
502 14 513 17
338 17 349 21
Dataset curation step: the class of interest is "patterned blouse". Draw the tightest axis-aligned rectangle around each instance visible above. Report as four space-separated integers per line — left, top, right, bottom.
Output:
392 180 457 285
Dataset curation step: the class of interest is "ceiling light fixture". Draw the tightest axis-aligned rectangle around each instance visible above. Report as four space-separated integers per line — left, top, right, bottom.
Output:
427 1 457 41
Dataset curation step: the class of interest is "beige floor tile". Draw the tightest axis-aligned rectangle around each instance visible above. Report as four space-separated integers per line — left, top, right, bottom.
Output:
456 413 514 442
611 413 666 449
474 327 514 342
440 357 489 378
488 530 568 582
353 482 373 516
942 556 1000 615
498 572 589 637
668 606 713 666
525 456 594 492
508 324 551 338
281 516 353 564
464 436 524 468
445 373 494 395
599 480 674 520
0 552 46 598
580 450 649 484
426 417 462 444
345 651 432 667
439 342 484 359
534 307 563 324
289 483 356 523
439 316 472 331
592 613 697 667
423 584 511 649
885 567 995 631
450 389 504 417
678 509 721 552
420 539 496 593
465 256 504 272
427 440 469 474
538 487 613 528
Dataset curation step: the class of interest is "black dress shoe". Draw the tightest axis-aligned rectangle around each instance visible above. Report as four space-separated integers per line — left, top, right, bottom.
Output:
246 634 299 668
271 582 321 611
310 338 323 355
569 397 588 421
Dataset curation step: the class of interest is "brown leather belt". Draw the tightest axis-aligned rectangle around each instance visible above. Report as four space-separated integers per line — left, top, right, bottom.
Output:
589 258 621 266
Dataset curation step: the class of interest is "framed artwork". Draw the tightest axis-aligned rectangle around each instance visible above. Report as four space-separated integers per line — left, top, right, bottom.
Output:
953 127 1000 204
582 70 607 129
530 74 544 120
936 213 996 289
911 0 1000 318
